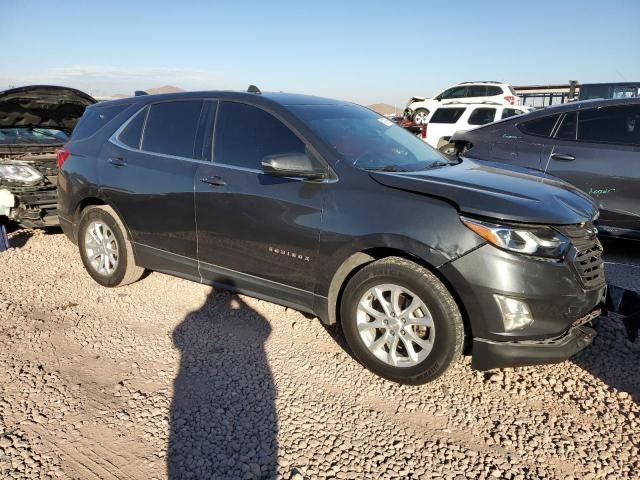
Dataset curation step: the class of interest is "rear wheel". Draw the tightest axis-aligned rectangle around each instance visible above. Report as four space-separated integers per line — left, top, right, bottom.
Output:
340 257 464 384
77 205 144 287
412 108 430 125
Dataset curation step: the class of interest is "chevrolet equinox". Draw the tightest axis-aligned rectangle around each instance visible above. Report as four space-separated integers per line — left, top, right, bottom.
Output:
57 89 606 384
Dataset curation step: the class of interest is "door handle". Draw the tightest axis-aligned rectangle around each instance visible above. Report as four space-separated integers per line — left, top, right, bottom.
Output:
108 157 127 167
550 153 575 162
200 176 226 187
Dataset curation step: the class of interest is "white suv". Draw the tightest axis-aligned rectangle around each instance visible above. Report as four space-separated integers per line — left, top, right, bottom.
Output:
418 102 532 151
405 81 520 125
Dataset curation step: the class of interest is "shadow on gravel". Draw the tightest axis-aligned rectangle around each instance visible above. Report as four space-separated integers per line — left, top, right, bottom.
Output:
572 238 640 404
572 314 640 405
1 222 63 249
168 285 278 479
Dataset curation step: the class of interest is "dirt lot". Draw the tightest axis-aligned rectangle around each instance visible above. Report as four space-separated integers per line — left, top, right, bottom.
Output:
0 228 638 480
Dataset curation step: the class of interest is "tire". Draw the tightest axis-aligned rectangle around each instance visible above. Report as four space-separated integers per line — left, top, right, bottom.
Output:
340 257 464 385
412 108 430 125
77 205 145 287
438 142 459 157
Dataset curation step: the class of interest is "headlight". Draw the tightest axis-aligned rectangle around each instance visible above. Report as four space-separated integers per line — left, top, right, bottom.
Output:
461 216 569 259
0 163 43 184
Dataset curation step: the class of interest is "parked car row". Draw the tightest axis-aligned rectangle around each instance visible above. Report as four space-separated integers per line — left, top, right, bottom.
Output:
418 102 532 150
1 82 633 385
447 98 640 240
404 81 520 125
52 87 607 384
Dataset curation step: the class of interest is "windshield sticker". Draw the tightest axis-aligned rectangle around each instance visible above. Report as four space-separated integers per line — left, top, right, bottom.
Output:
377 118 394 127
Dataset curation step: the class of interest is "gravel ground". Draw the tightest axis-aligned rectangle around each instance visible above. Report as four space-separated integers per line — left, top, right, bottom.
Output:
0 228 638 480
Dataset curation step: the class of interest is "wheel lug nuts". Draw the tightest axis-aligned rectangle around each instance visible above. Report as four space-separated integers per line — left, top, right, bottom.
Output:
390 331 395 336
401 330 405 335
383 319 388 325
390 312 395 317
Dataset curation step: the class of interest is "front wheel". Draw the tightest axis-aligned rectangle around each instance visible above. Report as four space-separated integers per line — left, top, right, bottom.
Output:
412 108 430 125
340 257 464 385
78 205 145 287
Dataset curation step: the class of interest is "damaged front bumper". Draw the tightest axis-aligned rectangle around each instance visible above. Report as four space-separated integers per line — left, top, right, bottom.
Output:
471 307 602 371
0 188 14 217
0 185 58 228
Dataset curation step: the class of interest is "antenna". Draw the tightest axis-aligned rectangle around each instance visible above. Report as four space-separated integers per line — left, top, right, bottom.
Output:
134 90 148 96
247 85 262 94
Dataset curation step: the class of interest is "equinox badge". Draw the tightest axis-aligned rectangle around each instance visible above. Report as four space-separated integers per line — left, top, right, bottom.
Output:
268 246 310 262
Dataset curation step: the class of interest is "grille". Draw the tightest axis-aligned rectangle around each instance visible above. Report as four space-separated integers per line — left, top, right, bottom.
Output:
573 243 605 288
556 223 605 289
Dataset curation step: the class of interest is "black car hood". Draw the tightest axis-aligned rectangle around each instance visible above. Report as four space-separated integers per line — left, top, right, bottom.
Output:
0 85 96 132
369 158 598 225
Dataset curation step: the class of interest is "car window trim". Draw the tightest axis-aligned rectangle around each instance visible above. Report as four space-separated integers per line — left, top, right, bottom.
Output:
109 101 214 165
552 112 578 141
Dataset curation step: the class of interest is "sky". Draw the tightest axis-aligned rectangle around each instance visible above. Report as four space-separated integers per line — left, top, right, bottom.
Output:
3 0 639 106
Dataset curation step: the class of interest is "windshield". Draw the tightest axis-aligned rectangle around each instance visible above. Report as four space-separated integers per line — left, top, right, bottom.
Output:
291 104 448 171
0 128 69 145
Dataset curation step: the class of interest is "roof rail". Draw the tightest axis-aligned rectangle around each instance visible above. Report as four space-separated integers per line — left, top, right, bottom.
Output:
458 81 502 84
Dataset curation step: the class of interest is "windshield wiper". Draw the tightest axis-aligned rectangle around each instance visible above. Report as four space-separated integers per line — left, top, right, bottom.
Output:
365 165 408 172
430 160 452 168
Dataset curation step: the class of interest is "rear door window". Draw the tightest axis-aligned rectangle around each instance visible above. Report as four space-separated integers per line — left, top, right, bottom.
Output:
486 86 504 96
141 100 205 158
519 114 561 137
578 105 640 146
429 108 466 124
72 103 129 140
117 108 147 149
467 85 488 97
468 108 496 125
214 101 306 170
501 108 524 120
554 111 578 141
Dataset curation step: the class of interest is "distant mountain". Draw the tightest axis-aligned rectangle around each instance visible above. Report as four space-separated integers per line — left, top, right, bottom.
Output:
367 103 402 116
145 85 184 95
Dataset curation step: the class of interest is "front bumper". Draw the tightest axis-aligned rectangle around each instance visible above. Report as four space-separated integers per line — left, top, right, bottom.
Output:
0 185 58 228
470 308 600 371
438 241 606 369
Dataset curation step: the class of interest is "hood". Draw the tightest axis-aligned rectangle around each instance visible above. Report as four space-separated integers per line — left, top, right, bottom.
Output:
369 158 598 225
0 85 96 132
406 96 426 106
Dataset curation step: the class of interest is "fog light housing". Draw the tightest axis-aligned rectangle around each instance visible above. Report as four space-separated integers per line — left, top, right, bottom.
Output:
494 295 534 331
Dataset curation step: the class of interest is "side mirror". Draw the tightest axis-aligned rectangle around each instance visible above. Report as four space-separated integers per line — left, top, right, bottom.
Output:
261 152 326 180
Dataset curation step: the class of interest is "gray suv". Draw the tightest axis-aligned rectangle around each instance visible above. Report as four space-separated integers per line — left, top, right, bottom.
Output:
449 98 640 240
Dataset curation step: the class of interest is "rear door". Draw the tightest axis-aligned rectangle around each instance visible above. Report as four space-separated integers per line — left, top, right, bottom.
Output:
544 104 640 231
101 99 212 273
194 100 326 309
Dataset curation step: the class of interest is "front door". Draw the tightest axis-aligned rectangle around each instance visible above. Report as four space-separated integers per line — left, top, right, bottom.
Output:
194 100 326 310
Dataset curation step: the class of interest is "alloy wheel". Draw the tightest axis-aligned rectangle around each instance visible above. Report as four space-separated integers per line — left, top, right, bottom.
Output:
356 283 435 367
84 220 119 276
